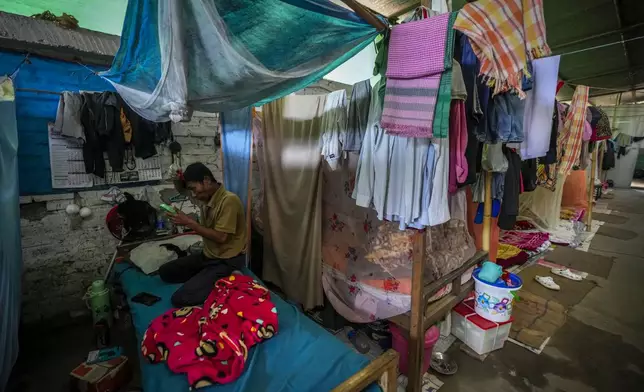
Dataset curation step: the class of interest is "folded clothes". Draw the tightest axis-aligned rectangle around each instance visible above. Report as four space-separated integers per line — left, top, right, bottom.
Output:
496 251 529 269
382 14 450 137
500 230 549 251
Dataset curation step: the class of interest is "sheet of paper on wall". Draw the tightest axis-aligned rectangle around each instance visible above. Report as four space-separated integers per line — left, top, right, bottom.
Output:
49 130 163 189
48 131 94 188
94 156 163 186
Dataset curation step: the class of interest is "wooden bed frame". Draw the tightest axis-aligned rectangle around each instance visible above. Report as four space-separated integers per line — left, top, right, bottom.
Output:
388 233 488 392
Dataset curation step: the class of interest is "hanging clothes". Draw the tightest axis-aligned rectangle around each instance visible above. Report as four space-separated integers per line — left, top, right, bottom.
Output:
353 80 390 217
431 12 459 139
590 107 613 141
542 105 560 165
499 147 522 229
382 138 432 229
521 159 538 192
381 14 450 137
558 85 589 176
343 80 372 152
0 78 20 390
260 94 325 309
449 101 468 194
428 136 451 226
520 55 560 160
320 90 348 170
455 32 486 187
80 92 125 177
454 0 551 97
53 92 85 140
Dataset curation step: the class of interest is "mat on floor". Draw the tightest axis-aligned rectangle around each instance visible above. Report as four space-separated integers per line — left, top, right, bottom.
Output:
518 265 597 308
593 213 629 225
544 246 614 278
596 225 637 240
508 290 567 351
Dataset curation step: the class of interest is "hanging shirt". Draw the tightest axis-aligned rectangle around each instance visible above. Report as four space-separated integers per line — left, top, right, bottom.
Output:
320 90 347 170
343 80 372 152
428 135 450 226
353 80 435 229
353 81 391 216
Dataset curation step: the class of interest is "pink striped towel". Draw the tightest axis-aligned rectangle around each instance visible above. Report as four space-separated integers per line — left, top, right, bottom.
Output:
386 14 450 79
382 14 450 136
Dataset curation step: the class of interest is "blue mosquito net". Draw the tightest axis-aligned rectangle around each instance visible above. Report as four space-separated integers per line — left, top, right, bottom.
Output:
101 0 381 122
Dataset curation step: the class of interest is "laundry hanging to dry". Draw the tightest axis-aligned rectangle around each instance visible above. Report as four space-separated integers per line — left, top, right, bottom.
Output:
258 94 326 310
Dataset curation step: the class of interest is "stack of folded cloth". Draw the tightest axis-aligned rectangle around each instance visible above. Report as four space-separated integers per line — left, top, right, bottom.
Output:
381 13 457 138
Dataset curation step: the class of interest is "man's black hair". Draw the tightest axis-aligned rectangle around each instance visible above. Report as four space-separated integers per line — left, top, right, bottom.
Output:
183 162 216 183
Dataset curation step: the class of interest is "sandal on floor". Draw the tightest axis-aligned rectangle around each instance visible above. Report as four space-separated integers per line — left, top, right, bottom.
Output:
551 268 582 281
535 276 560 290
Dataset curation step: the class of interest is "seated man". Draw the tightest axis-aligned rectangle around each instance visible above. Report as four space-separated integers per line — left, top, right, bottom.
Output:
160 162 247 307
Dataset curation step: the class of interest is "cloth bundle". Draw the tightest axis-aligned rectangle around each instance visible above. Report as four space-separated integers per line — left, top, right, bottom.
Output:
381 14 451 137
142 274 278 388
454 0 550 97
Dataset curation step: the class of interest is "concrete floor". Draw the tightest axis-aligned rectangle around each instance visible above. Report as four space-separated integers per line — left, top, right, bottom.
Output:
442 188 644 392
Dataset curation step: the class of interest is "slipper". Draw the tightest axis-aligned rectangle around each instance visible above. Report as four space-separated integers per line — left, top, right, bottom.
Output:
551 268 582 281
535 276 560 290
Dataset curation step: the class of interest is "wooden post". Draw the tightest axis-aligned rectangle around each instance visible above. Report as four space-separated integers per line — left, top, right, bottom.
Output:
246 114 255 266
339 0 388 30
586 148 597 231
407 231 426 392
482 171 492 252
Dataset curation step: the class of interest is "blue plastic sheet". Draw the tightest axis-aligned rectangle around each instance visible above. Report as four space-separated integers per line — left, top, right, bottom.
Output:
102 0 380 121
221 107 252 214
0 78 21 390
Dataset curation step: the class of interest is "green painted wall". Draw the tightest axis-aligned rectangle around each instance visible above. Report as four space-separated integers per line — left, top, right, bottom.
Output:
0 0 127 35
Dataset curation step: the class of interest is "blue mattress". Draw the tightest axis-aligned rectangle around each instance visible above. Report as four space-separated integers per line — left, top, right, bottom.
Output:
114 263 377 391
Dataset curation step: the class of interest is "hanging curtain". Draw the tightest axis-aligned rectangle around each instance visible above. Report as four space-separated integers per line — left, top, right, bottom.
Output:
259 94 326 309
0 77 21 390
101 0 381 122
221 107 252 211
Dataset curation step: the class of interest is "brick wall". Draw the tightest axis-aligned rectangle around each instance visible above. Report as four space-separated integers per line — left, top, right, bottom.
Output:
19 112 222 325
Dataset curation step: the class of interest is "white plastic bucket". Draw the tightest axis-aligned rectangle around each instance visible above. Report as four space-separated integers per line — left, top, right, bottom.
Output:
472 268 523 323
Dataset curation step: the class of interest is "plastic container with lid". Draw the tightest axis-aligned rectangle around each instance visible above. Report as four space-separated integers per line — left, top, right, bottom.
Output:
451 299 513 355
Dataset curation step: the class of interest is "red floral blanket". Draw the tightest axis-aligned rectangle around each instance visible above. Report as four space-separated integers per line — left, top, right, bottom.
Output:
141 274 278 389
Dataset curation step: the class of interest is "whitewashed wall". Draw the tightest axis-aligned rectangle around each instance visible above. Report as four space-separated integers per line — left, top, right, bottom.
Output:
19 112 223 324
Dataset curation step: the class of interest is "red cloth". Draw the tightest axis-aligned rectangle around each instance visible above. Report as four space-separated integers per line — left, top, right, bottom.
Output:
141 274 278 389
496 250 529 269
449 101 468 194
499 231 549 251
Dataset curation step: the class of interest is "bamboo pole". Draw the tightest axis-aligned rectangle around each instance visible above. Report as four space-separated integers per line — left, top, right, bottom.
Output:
482 171 492 252
339 0 388 30
407 231 426 392
246 113 255 266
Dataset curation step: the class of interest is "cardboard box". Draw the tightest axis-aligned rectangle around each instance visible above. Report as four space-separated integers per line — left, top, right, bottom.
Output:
70 356 131 392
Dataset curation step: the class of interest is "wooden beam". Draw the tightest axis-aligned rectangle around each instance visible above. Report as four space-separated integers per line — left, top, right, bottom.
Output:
332 350 399 392
482 171 492 252
407 231 426 392
339 0 388 30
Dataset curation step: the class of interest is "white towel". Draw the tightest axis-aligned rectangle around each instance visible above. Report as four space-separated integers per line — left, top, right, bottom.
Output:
520 55 561 160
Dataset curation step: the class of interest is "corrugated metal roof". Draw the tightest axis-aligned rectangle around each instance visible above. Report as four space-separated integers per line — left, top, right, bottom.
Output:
0 11 119 65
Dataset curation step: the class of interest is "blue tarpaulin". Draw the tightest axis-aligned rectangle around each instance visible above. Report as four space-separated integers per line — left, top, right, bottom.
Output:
221 107 252 214
101 0 381 121
0 78 21 390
